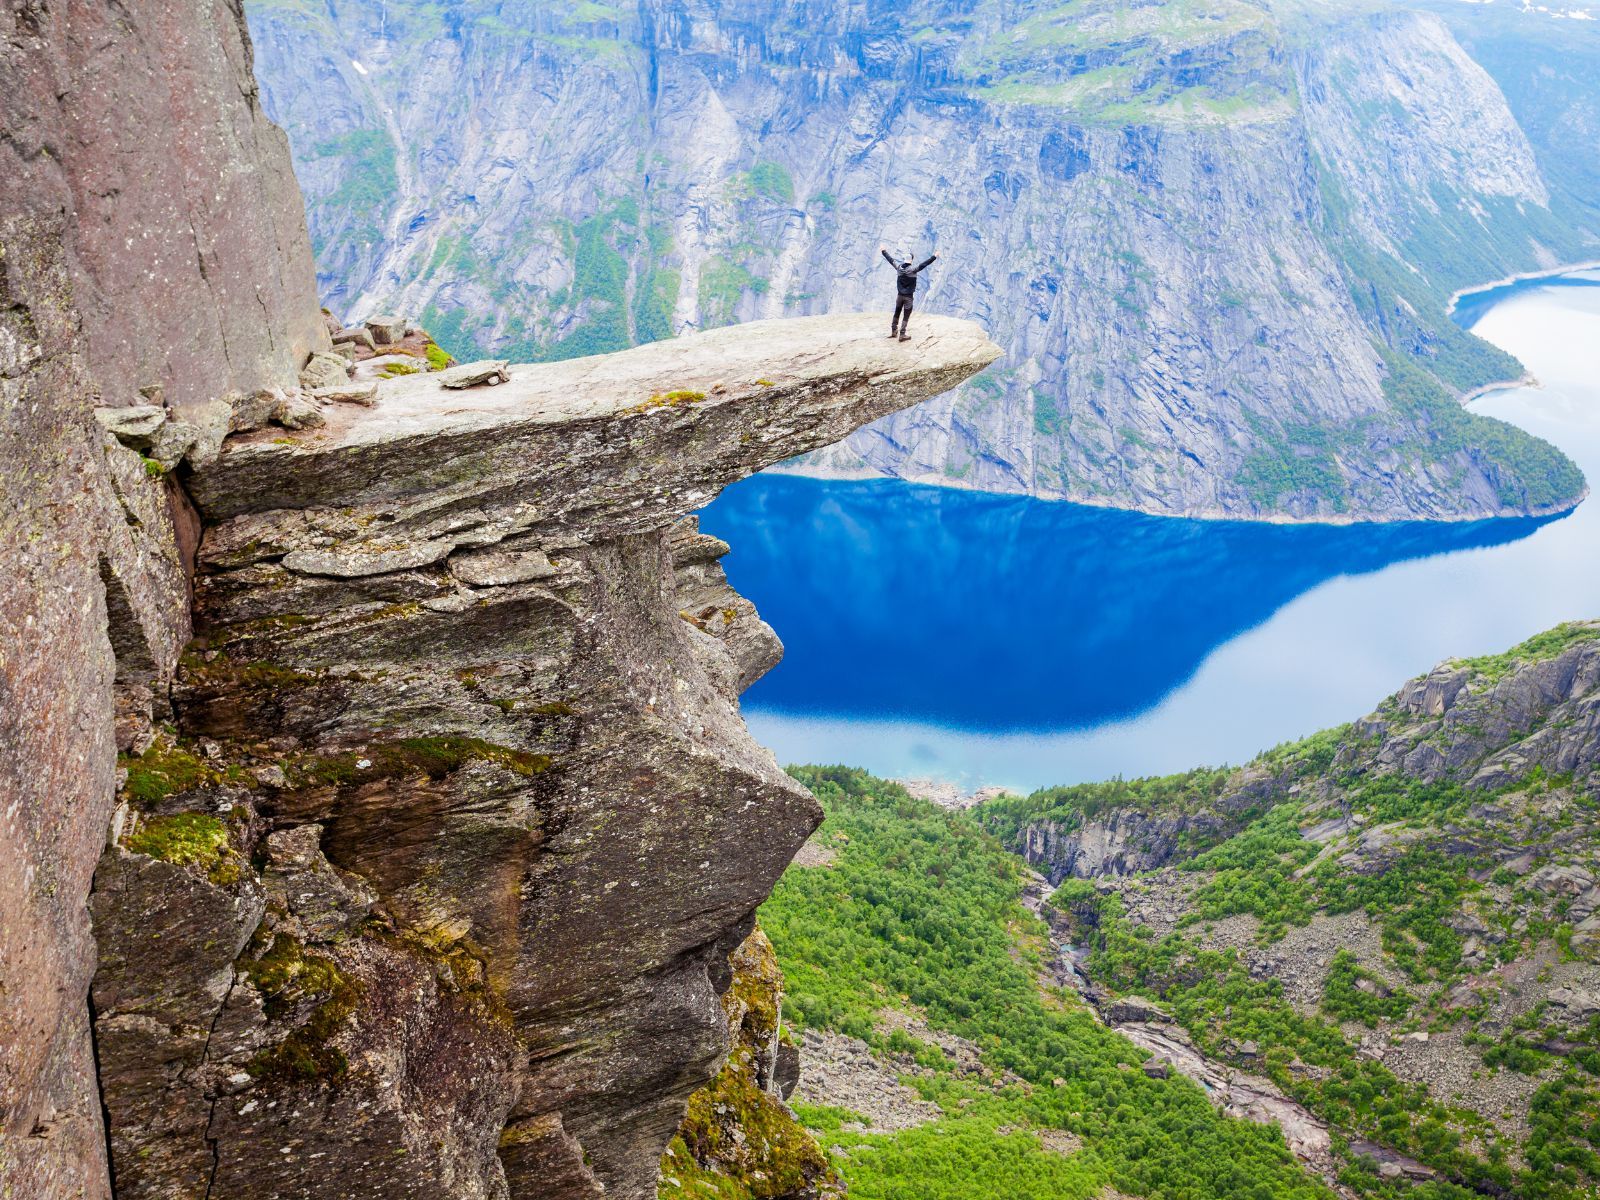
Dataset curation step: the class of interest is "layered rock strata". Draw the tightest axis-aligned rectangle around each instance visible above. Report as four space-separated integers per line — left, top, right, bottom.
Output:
91 313 999 1198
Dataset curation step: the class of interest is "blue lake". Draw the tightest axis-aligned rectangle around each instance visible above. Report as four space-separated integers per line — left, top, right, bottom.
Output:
700 268 1600 792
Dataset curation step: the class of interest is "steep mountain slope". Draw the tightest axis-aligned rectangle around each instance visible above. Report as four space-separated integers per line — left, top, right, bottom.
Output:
977 621 1600 1198
246 0 1593 521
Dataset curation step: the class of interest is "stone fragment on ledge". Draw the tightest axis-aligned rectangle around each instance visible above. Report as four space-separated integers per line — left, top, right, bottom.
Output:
94 404 167 442
311 381 379 406
298 351 350 391
439 359 512 389
364 315 409 344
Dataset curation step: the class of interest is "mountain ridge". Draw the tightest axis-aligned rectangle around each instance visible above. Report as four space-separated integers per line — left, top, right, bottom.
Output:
246 0 1595 522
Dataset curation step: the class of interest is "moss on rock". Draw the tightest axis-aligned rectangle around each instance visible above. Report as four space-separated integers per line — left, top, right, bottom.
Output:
240 933 362 1084
287 736 552 789
124 812 243 886
659 926 839 1200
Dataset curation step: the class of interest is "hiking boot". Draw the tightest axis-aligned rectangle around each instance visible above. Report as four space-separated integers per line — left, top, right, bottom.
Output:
898 334 911 342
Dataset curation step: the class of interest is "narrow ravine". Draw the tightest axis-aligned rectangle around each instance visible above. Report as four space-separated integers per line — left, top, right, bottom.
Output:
1018 874 1438 1196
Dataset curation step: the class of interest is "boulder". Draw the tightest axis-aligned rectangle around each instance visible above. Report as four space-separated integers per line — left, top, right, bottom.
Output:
1141 1059 1170 1080
146 420 200 470
94 404 167 444
1106 995 1172 1025
331 341 358 363
439 359 512 389
298 351 350 391
232 390 281 433
270 394 325 430
364 315 408 345
333 326 377 351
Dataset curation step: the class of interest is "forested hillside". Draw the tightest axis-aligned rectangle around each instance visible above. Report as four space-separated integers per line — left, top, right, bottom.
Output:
729 622 1600 1198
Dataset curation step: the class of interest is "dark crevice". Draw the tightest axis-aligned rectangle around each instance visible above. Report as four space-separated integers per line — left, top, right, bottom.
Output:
85 961 120 1200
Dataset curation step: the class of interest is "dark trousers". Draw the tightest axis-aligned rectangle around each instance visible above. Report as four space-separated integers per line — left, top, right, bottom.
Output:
892 295 913 336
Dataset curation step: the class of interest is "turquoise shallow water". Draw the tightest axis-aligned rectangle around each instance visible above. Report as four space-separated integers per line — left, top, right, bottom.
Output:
700 268 1600 792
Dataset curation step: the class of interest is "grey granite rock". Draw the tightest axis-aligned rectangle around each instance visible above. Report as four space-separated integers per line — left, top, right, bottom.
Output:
299 351 351 391
438 359 512 389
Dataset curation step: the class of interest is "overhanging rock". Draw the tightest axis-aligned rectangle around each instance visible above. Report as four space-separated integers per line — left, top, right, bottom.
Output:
93 313 998 1200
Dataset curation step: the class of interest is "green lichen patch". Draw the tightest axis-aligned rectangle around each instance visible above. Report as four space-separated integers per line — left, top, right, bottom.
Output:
623 389 706 417
241 933 361 1084
379 360 421 377
119 737 221 807
124 812 242 886
288 736 552 790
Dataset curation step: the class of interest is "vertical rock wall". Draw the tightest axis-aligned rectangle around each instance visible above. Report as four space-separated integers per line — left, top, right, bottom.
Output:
0 1 324 1195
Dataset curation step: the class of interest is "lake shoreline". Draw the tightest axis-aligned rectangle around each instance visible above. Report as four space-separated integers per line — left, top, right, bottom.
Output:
765 461 1587 526
1446 258 1600 315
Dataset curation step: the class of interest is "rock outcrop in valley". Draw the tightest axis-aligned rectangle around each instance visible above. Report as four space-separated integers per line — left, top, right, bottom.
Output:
984 622 1600 1197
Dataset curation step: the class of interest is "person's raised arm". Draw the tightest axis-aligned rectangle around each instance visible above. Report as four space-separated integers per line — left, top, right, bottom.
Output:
914 254 938 274
880 246 898 268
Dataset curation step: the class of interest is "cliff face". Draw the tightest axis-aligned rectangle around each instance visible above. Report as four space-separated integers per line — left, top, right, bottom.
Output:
1 2 321 1194
247 0 1593 521
1014 624 1600 1195
0 3 1002 1196
88 314 1000 1200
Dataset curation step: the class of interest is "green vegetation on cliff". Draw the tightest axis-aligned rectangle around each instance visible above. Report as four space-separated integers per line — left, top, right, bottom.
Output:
758 766 1332 1200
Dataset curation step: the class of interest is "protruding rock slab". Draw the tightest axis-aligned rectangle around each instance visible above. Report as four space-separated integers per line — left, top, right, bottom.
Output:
189 313 1001 539
99 312 1000 1200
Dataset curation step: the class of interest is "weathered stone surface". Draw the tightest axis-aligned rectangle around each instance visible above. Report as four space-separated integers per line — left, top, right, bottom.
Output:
313 380 380 406
188 313 1001 537
0 2 327 1195
334 325 377 351
94 405 167 442
450 546 559 587
671 516 783 694
661 927 841 1200
300 351 352 391
271 393 326 430
364 315 408 345
76 313 998 1200
439 359 512 388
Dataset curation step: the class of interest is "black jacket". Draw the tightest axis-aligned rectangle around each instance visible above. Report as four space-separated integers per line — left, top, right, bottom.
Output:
883 250 938 297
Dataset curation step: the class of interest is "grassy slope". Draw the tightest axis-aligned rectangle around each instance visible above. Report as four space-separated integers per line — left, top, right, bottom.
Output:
758 766 1332 1200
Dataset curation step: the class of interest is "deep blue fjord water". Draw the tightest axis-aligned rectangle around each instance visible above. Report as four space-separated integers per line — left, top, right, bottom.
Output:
700 268 1600 792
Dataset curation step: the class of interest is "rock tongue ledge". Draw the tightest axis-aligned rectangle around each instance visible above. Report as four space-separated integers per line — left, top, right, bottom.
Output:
87 313 998 1200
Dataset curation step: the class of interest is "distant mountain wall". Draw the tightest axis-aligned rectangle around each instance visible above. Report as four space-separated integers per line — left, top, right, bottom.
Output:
247 0 1597 521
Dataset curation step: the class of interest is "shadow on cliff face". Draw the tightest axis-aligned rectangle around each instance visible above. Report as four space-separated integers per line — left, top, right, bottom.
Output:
703 474 1560 731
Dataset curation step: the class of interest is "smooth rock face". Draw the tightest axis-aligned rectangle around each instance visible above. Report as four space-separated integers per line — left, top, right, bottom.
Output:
86 317 999 1199
250 1 1591 520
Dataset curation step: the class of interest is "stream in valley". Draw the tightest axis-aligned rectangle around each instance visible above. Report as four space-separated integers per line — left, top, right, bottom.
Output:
702 267 1600 792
